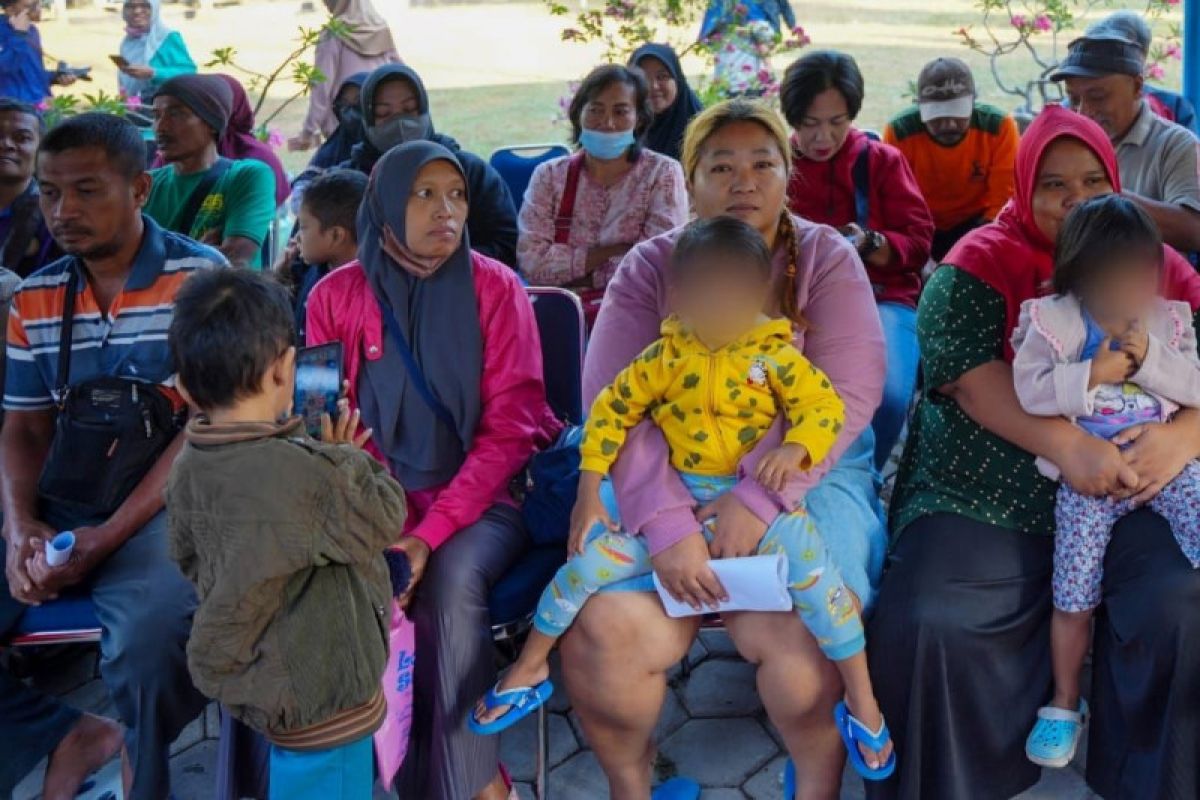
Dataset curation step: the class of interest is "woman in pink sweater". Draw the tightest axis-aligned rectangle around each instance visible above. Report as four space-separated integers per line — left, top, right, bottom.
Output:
558 99 888 798
306 141 559 800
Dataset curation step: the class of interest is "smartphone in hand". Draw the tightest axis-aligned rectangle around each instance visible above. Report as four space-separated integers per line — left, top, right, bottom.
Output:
109 55 130 68
294 342 343 439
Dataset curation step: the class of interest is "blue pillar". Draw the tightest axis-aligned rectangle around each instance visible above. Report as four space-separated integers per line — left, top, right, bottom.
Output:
1186 0 1199 112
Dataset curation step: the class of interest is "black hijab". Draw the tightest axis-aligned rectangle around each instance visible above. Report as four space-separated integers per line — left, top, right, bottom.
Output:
351 64 434 173
310 72 369 170
629 44 703 161
356 141 483 490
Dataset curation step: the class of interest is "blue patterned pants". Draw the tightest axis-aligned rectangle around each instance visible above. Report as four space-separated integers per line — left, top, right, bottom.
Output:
533 474 866 661
1054 460 1200 612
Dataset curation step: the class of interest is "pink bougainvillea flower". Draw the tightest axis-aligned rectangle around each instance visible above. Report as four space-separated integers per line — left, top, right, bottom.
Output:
757 68 772 82
1033 14 1052 32
35 99 50 112
1010 14 1027 29
1147 62 1166 80
1164 42 1182 60
124 94 142 110
741 63 754 72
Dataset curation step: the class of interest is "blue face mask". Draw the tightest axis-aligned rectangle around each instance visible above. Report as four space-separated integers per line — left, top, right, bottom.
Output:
579 128 635 160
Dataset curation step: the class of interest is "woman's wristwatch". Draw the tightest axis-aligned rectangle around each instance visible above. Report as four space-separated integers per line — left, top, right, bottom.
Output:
859 230 885 258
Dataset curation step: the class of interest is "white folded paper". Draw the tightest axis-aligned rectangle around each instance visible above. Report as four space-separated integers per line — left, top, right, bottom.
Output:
45 531 75 568
653 553 793 618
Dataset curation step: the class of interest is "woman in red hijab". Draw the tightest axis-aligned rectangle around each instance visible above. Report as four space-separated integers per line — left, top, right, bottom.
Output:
863 105 1200 800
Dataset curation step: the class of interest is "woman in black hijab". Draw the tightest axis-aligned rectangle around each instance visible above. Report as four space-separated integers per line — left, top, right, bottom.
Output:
308 72 369 170
629 43 703 161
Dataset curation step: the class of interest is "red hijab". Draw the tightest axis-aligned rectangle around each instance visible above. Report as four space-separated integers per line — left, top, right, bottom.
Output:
945 104 1200 361
217 75 290 206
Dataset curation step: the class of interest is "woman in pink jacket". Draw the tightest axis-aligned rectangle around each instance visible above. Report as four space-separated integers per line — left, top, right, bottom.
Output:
557 99 888 798
306 141 559 800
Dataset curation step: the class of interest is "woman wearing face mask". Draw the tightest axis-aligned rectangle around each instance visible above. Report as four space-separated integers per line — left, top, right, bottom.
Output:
306 141 561 799
289 0 400 152
517 64 688 325
308 73 368 171
781 50 934 473
343 64 518 266
116 0 195 103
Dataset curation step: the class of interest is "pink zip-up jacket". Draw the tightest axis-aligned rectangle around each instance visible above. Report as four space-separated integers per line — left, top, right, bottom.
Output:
306 252 561 550
586 216 886 556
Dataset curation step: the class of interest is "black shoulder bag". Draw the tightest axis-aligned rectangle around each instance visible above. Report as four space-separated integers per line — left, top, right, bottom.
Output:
172 158 232 236
37 265 187 518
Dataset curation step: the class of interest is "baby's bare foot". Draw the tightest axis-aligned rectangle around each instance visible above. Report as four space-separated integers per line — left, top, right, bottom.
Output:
42 713 123 800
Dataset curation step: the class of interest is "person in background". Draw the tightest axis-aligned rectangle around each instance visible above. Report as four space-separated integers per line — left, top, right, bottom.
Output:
629 43 703 161
289 0 400 153
0 100 60 277
166 268 406 800
307 72 369 171
305 141 560 799
1 112 221 800
1083 10 1197 136
699 0 794 98
0 0 76 105
885 57 1019 261
347 64 518 266
781 50 934 472
1053 32 1200 255
517 64 687 325
116 0 196 103
144 75 276 269
275 168 366 343
216 75 290 207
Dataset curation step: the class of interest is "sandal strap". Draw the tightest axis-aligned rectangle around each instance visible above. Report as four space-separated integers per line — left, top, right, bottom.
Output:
846 712 891 751
482 683 537 711
1036 705 1083 724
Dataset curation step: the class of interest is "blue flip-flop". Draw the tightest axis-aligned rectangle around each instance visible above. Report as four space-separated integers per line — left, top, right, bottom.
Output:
467 679 554 735
650 776 700 800
783 759 796 798
835 700 896 781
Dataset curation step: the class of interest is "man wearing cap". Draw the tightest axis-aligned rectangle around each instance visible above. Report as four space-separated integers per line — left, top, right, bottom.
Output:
144 74 275 269
1053 32 1200 254
885 57 1019 260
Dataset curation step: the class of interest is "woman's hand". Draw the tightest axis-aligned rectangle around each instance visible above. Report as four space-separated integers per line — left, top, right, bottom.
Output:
650 533 726 611
288 133 317 152
320 399 372 448
1111 420 1196 505
391 536 431 610
1056 432 1139 497
699 492 768 559
119 65 154 81
754 443 809 493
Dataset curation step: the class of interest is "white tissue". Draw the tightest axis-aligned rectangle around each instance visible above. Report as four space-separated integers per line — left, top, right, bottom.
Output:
653 553 793 618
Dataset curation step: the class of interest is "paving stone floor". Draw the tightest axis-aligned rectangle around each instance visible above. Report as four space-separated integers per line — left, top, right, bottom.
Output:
11 628 1096 800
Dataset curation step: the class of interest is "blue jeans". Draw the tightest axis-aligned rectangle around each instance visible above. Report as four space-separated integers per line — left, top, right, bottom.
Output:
0 510 207 799
269 735 373 800
600 430 887 610
871 302 920 472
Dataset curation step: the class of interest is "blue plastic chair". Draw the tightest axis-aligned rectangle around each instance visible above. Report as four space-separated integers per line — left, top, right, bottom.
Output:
489 145 571 211
486 287 584 799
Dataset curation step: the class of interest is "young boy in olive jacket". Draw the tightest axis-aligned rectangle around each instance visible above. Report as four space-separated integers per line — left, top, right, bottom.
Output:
164 269 406 800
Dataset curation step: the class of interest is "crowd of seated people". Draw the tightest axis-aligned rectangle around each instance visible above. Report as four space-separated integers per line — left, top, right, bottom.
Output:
1 6 1200 800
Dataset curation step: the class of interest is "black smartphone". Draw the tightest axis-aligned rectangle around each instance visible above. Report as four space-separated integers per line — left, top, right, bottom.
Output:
294 342 343 439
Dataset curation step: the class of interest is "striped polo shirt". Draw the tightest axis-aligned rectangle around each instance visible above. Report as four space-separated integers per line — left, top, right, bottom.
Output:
4 216 227 412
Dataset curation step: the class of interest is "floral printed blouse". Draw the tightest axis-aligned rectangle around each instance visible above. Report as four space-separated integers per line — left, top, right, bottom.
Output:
517 149 689 290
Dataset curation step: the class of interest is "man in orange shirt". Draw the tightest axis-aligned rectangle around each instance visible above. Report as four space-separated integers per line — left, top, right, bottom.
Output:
885 58 1019 260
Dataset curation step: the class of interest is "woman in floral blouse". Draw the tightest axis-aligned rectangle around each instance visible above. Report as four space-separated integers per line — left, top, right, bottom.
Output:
517 64 688 322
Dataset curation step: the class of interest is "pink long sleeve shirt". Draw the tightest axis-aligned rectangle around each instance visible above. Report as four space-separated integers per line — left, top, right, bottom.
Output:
517 151 688 289
305 252 561 550
584 216 886 556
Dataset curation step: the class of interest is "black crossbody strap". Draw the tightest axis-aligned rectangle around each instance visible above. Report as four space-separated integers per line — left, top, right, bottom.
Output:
54 262 80 401
174 157 232 236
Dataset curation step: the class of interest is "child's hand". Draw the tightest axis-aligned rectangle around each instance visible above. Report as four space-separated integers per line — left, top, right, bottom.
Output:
1089 338 1136 388
1119 322 1150 368
755 443 809 493
320 398 373 448
568 490 616 556
273 236 301 281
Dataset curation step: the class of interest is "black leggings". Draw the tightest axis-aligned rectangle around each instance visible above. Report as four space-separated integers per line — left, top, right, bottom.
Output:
865 510 1200 800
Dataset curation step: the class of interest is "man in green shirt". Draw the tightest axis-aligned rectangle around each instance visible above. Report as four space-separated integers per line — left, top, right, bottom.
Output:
145 74 275 269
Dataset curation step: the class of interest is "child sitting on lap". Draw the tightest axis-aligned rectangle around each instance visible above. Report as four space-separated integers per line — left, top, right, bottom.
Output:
470 216 895 778
165 269 407 800
1013 195 1200 769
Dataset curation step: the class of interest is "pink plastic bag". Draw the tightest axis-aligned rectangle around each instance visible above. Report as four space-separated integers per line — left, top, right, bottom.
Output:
375 602 415 789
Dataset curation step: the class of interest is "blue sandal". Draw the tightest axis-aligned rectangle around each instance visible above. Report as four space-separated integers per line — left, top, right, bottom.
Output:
1026 700 1088 768
650 777 700 800
835 701 896 781
784 759 796 798
467 679 554 735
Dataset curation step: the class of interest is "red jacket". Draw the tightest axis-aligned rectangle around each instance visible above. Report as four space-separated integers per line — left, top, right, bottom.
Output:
787 128 934 308
306 251 561 550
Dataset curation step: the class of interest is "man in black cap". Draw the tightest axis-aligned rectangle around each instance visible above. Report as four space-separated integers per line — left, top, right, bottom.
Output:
885 57 1019 259
1053 30 1200 254
144 74 276 269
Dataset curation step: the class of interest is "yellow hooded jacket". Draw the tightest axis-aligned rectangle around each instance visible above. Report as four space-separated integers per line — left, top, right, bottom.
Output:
580 316 846 477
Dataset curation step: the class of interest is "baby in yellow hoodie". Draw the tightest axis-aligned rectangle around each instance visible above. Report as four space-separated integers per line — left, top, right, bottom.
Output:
470 218 894 775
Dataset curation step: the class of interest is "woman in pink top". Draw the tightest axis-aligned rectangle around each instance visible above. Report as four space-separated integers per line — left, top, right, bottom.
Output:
517 64 688 322
288 0 401 152
306 141 559 800
558 99 888 798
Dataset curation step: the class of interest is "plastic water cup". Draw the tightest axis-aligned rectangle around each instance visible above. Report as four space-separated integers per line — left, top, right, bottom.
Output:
45 531 75 568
